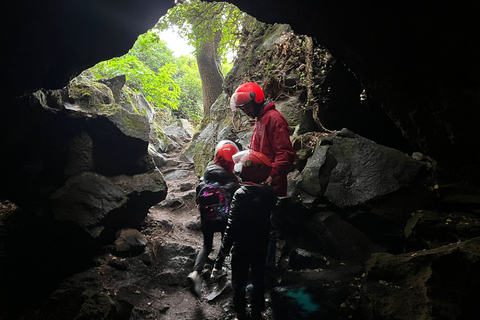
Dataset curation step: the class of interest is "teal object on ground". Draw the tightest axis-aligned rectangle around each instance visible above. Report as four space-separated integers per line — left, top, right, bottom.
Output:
285 286 320 315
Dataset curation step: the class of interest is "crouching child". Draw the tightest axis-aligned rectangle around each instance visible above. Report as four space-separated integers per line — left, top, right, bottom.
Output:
215 150 277 320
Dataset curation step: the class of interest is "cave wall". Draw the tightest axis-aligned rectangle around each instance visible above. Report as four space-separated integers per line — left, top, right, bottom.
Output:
1 0 175 96
215 0 480 181
2 0 480 180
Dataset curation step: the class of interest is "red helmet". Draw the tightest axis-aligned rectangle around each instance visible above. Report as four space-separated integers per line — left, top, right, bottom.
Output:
229 82 265 111
234 150 272 182
214 140 239 171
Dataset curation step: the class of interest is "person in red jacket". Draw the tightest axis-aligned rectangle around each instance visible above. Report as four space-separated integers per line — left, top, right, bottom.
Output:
230 82 294 285
230 82 294 197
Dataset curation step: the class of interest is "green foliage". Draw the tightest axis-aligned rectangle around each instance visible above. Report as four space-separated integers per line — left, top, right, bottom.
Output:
130 31 175 70
172 55 203 123
221 58 234 77
89 31 180 110
157 0 253 66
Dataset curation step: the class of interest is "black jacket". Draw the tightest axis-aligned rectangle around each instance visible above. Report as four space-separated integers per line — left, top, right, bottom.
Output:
196 164 240 204
221 183 277 254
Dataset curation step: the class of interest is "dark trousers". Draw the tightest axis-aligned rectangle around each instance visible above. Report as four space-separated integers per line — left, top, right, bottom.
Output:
266 212 276 272
231 247 268 316
193 220 226 273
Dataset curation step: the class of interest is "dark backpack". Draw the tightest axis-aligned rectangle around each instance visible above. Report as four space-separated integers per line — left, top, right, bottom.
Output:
196 183 229 223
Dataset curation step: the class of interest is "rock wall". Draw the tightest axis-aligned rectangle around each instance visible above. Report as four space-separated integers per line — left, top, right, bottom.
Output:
221 0 480 183
187 13 480 320
0 73 167 316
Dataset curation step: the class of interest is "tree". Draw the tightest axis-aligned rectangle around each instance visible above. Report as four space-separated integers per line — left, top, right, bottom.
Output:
157 0 251 118
130 30 176 71
172 55 203 123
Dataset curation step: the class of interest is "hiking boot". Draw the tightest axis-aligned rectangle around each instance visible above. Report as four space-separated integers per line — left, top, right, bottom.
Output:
187 271 201 298
210 267 227 280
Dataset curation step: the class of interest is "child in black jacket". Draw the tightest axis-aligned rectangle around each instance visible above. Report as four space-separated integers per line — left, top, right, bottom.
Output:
187 140 240 298
216 150 277 320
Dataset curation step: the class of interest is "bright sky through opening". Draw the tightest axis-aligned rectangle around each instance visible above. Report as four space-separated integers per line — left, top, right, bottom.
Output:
160 29 194 57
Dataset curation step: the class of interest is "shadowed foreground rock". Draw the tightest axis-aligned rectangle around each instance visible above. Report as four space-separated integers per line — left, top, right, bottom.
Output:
363 237 480 319
0 74 167 319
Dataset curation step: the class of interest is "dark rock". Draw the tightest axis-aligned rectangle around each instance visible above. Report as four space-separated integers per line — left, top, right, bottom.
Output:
272 260 364 320
305 212 386 263
437 182 480 214
148 145 168 168
151 242 196 286
186 216 202 231
363 237 480 320
98 74 126 105
64 131 95 177
295 129 433 225
287 248 327 271
114 228 147 257
51 169 167 240
31 269 134 320
0 74 167 319
180 182 194 192
108 257 130 271
405 209 480 250
325 130 430 215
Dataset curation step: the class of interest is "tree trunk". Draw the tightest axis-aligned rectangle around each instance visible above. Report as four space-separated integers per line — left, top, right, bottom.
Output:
196 30 224 118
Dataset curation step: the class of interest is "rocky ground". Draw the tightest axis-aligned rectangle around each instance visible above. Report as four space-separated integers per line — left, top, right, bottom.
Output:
139 132 277 320
140 135 237 320
32 131 277 320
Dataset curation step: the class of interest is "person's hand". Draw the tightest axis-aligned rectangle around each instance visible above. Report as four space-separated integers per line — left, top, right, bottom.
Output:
263 175 273 185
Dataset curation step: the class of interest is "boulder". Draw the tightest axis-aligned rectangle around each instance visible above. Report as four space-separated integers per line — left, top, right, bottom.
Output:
151 242 197 286
148 144 167 168
363 237 480 320
296 129 433 224
114 228 148 257
305 212 387 263
50 168 166 241
405 209 480 250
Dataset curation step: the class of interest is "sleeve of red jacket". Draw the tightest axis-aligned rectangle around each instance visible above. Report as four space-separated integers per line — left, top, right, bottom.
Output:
268 114 294 178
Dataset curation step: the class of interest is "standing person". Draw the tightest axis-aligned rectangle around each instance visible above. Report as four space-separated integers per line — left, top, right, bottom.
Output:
229 82 294 282
187 140 240 298
215 150 277 320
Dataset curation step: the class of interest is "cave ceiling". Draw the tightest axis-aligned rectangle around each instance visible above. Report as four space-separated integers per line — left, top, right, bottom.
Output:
2 0 480 181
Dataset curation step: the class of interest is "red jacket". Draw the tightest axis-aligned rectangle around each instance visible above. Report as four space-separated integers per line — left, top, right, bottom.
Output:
250 102 294 196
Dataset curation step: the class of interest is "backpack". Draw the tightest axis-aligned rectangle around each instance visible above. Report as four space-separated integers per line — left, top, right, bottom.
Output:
196 183 229 223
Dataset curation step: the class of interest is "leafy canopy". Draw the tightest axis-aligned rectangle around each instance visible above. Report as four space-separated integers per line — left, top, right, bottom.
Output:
172 55 203 122
157 0 251 64
89 31 180 110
